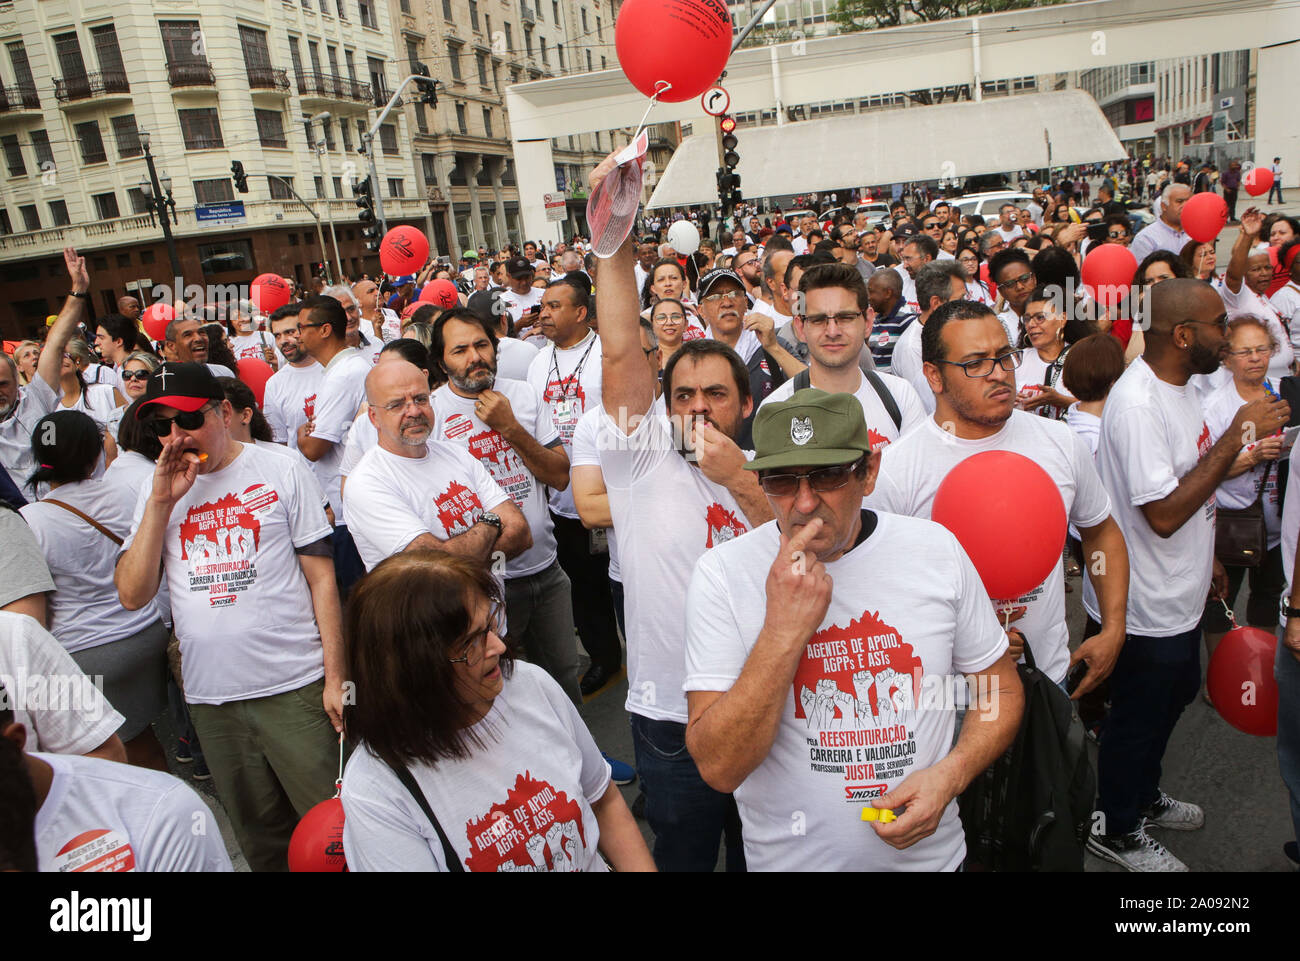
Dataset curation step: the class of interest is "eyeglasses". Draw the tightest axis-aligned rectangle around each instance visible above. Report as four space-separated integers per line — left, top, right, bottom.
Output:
1178 318 1229 334
148 404 213 437
701 290 746 304
448 604 505 665
1108 231 1129 239
378 392 431 413
935 349 1024 378
1226 346 1274 358
297 321 328 330
121 369 152 382
1001 271 1035 290
759 456 865 497
800 310 864 328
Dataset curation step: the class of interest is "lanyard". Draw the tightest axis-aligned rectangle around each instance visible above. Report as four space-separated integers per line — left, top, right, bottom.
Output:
549 330 596 403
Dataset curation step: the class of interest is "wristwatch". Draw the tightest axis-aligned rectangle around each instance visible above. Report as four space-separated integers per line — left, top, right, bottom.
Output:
69 290 89 299
1283 601 1300 620
478 511 503 536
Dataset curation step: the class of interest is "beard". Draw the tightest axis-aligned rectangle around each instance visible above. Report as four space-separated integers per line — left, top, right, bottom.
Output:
280 344 306 363
451 362 496 393
1188 340 1223 376
675 412 740 463
398 416 431 446
0 396 14 420
944 381 1013 429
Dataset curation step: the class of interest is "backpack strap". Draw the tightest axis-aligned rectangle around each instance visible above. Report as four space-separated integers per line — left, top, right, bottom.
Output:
793 367 811 391
862 368 903 432
388 760 465 872
41 499 123 546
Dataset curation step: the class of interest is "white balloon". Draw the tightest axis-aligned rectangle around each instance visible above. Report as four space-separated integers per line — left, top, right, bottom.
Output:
667 219 700 256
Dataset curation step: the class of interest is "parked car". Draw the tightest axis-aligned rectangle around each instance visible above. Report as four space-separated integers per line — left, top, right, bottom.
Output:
951 191 1035 226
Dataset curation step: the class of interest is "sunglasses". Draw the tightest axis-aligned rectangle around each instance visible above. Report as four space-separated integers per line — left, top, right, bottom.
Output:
759 456 864 497
148 404 212 437
121 369 152 382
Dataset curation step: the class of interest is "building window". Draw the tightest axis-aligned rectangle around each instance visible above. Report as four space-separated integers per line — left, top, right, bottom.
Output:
358 0 378 29
368 56 388 102
314 175 324 197
400 0 410 11
552 1 558 23
581 7 588 31
7 41 36 93
482 107 493 137
596 16 602 39
179 108 223 150
379 123 398 154
0 209 10 235
469 0 480 30
422 153 438 184
447 41 462 80
255 109 287 148
540 37 547 68
443 0 453 19
456 103 467 134
268 176 295 200
49 200 70 226
387 178 404 197
127 187 150 214
586 50 592 72
30 130 53 168
141 250 155 265
477 52 488 86
91 192 120 220
19 204 39 231
74 120 108 165
524 29 532 57
557 43 565 70
601 56 606 69
198 240 255 276
160 20 207 70
90 24 127 82
1 134 24 176
194 179 234 205
321 117 336 151
333 176 342 197
110 115 142 158
341 120 352 151
505 23 513 51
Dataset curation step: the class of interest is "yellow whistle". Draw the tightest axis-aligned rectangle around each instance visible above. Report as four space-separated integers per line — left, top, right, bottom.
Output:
860 807 897 823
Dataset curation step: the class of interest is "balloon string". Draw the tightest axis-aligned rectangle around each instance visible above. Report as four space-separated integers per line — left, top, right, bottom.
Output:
633 82 671 141
333 730 344 799
1219 598 1238 631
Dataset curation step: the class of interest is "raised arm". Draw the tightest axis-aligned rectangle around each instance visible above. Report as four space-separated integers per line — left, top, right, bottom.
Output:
1224 207 1261 295
37 248 90 390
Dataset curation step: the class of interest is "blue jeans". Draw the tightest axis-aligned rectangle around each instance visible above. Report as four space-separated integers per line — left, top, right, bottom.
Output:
629 714 746 872
331 525 365 600
1092 621 1201 836
1276 632 1300 848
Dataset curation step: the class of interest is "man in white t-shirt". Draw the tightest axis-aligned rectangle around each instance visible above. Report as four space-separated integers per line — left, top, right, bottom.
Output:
262 304 325 455
526 277 622 697
162 317 234 378
1129 184 1192 264
295 296 372 593
868 299 1128 694
890 261 968 413
429 308 580 705
1083 279 1289 872
499 256 545 331
592 192 776 869
683 388 1023 871
115 362 345 871
758 261 925 450
343 359 531 572
1 688 233 872
325 285 382 365
993 204 1025 244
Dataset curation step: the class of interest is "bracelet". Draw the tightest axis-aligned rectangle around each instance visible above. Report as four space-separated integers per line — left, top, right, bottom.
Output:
69 290 89 299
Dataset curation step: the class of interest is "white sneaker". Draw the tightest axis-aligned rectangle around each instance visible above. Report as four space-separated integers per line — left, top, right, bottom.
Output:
1142 791 1205 831
1087 826 1189 872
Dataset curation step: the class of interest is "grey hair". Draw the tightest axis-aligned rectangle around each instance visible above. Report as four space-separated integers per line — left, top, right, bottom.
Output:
122 351 162 373
323 284 359 307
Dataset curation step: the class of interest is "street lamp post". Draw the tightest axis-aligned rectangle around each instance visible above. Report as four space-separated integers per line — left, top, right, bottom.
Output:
309 111 345 281
139 131 183 282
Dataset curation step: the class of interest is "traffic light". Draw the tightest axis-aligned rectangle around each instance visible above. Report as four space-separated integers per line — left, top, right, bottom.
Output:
414 62 439 108
354 175 381 251
718 115 741 213
231 160 249 194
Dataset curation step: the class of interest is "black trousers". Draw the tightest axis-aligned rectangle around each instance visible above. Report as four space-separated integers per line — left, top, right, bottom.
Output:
551 512 622 672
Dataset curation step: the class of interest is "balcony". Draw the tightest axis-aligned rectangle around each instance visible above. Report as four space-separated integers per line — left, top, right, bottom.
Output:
247 66 290 92
521 3 536 25
0 83 40 113
54 71 130 103
294 71 373 104
373 89 403 109
168 61 216 88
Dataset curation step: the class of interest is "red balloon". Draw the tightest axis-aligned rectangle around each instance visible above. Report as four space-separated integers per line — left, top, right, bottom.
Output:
380 225 430 277
288 797 347 872
1242 165 1274 197
1081 243 1138 310
236 357 275 408
615 0 732 103
1207 626 1279 736
931 451 1067 601
250 273 291 314
1181 191 1228 243
418 278 460 309
141 302 175 342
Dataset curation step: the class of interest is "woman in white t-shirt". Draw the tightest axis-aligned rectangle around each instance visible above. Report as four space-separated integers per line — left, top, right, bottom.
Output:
61 338 124 434
339 551 654 872
19 410 170 771
105 351 160 448
1199 316 1288 660
1014 286 1079 421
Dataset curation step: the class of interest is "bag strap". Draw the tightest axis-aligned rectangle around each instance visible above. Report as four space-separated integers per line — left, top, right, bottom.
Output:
793 367 811 391
792 367 903 432
42 498 123 546
388 760 465 872
1251 460 1274 507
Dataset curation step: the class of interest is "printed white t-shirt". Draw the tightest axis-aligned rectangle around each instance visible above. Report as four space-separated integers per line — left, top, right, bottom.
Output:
868 412 1112 683
432 379 560 578
230 332 285 366
0 611 123 755
1202 377 1282 548
499 286 544 328
889 318 934 414
308 347 371 520
263 361 325 449
21 478 160 653
339 408 376 485
497 337 540 383
1082 358 1214 636
341 662 610 872
1216 279 1295 382
684 513 1008 872
343 442 511 572
599 410 753 723
571 405 620 582
760 369 925 453
122 442 332 705
526 330 603 519
102 451 171 626
35 752 232 872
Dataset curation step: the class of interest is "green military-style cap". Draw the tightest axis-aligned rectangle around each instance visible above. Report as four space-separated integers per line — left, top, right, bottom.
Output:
745 388 872 472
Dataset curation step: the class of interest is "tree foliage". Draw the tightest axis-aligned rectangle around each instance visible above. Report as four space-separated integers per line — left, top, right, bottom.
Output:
832 0 1065 33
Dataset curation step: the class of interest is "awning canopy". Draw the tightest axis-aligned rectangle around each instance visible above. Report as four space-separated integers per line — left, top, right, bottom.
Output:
645 90 1126 209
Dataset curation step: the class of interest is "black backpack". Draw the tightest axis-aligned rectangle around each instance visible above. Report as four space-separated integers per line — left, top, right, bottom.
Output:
791 367 902 431
958 643 1095 871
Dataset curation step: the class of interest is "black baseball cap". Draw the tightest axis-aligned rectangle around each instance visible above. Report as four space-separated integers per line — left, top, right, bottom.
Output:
697 268 752 304
505 255 535 278
135 362 224 419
